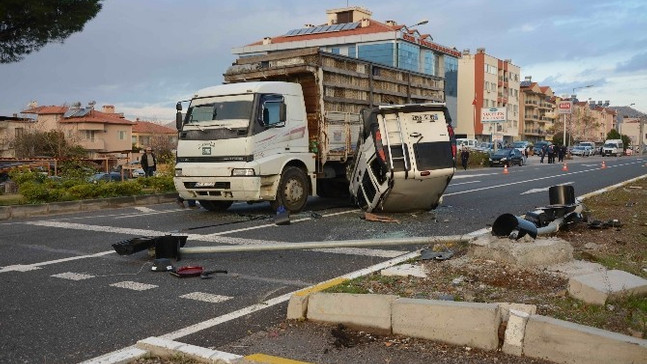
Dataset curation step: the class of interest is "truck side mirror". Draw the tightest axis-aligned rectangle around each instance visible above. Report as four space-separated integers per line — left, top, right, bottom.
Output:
175 111 183 131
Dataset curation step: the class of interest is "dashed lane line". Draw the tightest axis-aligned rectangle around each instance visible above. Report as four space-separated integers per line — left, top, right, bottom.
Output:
51 272 95 281
179 292 233 304
109 281 158 291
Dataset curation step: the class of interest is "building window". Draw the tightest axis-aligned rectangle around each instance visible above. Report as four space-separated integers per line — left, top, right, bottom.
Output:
119 131 125 140
358 43 395 68
348 46 356 58
84 130 95 142
15 127 24 138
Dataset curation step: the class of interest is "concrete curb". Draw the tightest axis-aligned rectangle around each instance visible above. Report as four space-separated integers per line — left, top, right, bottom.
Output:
0 193 178 220
291 292 647 364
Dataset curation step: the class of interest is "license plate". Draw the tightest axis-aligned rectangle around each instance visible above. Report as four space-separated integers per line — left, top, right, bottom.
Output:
195 182 215 187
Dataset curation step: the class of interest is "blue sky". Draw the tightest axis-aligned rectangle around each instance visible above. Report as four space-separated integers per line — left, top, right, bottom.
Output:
1 0 645 121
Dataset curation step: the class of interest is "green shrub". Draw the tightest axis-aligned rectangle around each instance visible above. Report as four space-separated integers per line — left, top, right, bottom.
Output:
19 181 62 203
136 175 175 193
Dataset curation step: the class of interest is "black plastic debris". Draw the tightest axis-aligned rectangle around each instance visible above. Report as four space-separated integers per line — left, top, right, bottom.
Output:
420 248 454 261
588 219 622 229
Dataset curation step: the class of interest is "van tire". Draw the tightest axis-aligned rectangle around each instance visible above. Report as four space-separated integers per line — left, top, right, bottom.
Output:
199 200 233 212
271 166 309 213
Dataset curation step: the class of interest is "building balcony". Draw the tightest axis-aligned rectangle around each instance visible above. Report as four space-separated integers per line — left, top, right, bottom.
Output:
78 139 106 151
524 114 540 121
523 128 547 136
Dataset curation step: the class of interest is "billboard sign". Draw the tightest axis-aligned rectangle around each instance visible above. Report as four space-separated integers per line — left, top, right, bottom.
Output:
558 101 573 114
481 107 506 123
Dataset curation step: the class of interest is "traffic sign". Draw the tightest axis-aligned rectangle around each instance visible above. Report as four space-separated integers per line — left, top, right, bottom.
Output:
558 101 572 114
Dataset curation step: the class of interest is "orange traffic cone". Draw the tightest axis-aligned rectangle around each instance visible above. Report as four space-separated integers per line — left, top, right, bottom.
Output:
601 160 606 169
503 164 509 174
562 162 568 171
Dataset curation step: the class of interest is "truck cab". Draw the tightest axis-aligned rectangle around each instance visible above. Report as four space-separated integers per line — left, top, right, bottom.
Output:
174 82 315 212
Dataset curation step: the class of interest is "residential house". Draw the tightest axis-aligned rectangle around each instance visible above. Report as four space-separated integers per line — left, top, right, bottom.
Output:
20 103 134 159
456 48 521 145
132 120 177 150
231 6 461 125
0 114 36 158
519 77 555 143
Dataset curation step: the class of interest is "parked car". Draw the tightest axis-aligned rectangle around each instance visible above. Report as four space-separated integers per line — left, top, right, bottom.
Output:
131 168 146 178
489 148 525 167
577 141 597 155
533 141 552 155
88 172 126 183
456 138 479 150
571 145 593 157
512 140 532 154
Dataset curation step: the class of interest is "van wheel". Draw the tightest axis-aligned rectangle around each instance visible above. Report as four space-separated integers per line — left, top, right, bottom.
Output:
270 166 309 213
199 200 233 212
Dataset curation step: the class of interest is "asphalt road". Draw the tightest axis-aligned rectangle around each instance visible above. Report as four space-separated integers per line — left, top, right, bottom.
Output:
0 154 645 363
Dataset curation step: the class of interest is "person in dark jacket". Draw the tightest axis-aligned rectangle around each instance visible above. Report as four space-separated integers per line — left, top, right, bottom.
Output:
460 147 470 170
140 147 157 177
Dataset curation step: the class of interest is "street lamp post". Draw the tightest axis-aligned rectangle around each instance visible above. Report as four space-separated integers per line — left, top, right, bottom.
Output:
565 84 595 147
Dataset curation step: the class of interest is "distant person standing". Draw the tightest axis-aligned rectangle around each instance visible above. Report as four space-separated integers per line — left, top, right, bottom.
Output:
140 147 157 177
460 147 470 170
540 145 547 163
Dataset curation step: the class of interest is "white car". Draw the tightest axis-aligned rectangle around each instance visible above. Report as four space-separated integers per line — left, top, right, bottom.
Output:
131 168 146 178
571 145 592 157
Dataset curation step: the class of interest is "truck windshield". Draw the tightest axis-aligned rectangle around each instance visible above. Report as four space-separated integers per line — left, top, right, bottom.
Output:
186 95 253 125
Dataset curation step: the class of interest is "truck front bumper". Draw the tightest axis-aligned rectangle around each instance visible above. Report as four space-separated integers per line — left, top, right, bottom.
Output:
174 175 280 202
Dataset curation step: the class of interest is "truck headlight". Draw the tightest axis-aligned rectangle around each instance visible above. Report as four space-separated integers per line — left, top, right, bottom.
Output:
175 168 182 177
232 168 255 176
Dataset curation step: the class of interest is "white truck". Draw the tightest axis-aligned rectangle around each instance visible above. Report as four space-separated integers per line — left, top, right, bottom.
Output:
173 48 455 212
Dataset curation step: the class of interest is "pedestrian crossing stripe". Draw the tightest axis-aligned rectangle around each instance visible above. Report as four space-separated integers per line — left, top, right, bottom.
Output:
110 281 158 291
180 292 233 303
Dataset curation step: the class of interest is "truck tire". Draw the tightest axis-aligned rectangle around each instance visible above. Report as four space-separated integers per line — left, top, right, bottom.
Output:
270 166 309 213
199 200 233 212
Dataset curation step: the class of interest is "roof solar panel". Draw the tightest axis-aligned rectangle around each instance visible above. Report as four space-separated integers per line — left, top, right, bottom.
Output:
284 22 360 37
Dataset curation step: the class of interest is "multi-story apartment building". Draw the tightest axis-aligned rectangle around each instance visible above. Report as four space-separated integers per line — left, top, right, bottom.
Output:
20 103 134 158
519 76 555 143
456 48 520 144
555 99 616 145
231 6 461 125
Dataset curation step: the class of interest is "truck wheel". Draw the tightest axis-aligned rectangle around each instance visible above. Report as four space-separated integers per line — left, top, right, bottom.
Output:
271 166 309 213
199 200 233 212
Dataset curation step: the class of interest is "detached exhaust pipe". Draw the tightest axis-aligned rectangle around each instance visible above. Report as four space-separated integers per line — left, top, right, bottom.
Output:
492 185 583 240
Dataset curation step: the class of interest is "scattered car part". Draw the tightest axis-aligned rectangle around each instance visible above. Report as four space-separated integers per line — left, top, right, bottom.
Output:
151 258 174 272
200 269 228 279
170 265 204 278
492 185 584 240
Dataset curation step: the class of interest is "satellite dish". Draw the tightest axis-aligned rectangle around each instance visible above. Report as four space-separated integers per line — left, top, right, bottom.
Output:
27 100 38 108
88 100 96 108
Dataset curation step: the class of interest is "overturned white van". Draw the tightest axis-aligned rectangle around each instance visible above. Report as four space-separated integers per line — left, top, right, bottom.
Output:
349 103 456 212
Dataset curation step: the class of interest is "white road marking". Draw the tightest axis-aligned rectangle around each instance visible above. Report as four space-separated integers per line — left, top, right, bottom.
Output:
450 180 481 186
520 182 574 195
0 250 113 274
133 207 156 213
51 272 95 281
444 161 643 197
452 173 497 179
0 265 42 273
180 292 233 304
110 281 158 291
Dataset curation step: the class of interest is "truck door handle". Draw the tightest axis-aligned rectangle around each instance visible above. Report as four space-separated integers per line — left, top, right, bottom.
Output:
409 132 421 138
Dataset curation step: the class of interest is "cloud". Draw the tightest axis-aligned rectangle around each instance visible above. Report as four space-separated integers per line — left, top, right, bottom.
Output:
615 52 647 72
